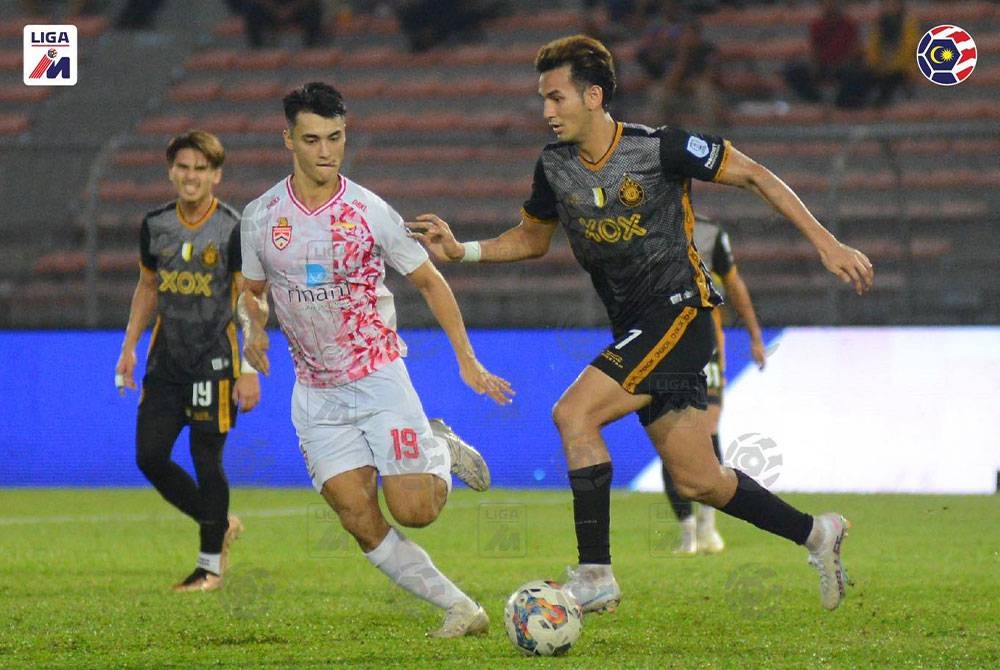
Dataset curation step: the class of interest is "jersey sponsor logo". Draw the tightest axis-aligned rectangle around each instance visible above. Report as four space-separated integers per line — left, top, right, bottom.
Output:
704 143 721 169
272 217 292 250
686 136 709 158
23 25 76 86
305 263 327 287
618 174 645 208
917 25 977 86
331 219 355 230
286 283 349 304
581 214 648 244
159 269 213 296
201 242 218 267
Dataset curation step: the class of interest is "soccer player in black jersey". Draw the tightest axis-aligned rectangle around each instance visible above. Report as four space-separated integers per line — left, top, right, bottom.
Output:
115 131 260 592
409 35 873 613
666 214 767 556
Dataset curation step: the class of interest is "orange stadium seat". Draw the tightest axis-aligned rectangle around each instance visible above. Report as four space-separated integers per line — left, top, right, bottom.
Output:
221 80 284 102
167 80 223 103
0 87 51 103
197 112 249 134
137 114 195 135
0 50 22 71
0 114 29 135
184 49 239 71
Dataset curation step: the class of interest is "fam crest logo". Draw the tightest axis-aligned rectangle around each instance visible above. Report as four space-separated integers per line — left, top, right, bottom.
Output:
23 25 77 86
916 25 977 86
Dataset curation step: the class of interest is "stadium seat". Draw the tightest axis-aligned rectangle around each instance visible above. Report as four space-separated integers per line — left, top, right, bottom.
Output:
167 80 223 103
137 114 195 136
0 113 29 135
0 50 21 71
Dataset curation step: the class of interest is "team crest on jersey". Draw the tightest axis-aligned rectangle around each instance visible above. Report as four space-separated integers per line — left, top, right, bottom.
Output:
272 217 292 250
201 242 218 267
618 174 645 208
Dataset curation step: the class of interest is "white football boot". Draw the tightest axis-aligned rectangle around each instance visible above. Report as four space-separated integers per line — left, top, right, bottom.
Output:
695 505 725 554
563 564 622 614
428 600 490 638
807 513 851 610
430 418 491 491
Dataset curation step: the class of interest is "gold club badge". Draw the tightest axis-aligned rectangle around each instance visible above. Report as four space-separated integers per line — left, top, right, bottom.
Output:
618 174 645 208
201 242 218 267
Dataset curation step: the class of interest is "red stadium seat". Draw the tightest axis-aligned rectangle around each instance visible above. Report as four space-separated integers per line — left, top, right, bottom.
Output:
0 114 29 135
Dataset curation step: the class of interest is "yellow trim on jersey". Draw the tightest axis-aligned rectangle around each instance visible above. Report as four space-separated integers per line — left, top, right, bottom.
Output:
682 187 712 306
580 122 623 173
520 207 559 226
226 321 240 379
176 198 218 230
623 306 697 393
711 140 733 182
218 378 232 433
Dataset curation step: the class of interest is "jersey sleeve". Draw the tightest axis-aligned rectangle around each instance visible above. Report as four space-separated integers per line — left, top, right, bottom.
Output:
372 202 429 276
239 200 266 281
657 126 729 182
712 227 736 279
521 155 560 224
139 217 156 271
227 224 242 274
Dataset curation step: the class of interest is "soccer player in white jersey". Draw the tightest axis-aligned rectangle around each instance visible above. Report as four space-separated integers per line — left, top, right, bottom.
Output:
238 82 514 638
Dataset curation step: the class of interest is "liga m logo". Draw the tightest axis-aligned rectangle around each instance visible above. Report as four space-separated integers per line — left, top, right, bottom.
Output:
23 25 77 86
916 25 977 86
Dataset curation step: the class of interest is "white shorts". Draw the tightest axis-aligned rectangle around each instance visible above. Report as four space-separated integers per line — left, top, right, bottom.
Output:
291 358 451 492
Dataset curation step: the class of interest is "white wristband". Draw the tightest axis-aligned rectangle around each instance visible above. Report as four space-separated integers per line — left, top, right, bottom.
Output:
240 358 258 374
460 241 481 263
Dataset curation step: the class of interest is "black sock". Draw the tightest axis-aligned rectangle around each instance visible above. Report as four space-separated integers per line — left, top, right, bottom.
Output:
661 462 692 520
711 433 722 463
568 462 612 565
720 470 813 545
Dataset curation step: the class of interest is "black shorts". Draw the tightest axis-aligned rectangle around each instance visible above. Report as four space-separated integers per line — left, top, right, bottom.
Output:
138 376 237 435
591 305 715 426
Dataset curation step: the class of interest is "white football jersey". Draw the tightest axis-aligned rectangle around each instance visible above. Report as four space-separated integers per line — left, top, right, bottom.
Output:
242 175 427 387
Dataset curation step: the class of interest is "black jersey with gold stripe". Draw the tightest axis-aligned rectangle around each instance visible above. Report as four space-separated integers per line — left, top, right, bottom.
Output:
139 198 242 383
522 122 728 336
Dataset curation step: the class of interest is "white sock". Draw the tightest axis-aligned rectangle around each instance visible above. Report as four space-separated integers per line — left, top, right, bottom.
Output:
364 528 472 610
695 504 715 529
197 552 221 575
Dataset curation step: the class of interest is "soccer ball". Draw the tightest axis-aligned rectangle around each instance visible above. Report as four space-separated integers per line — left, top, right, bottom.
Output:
504 580 583 656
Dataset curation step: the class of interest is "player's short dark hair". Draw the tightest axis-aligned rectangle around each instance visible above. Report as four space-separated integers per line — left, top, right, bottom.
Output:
283 82 347 126
166 130 225 168
535 35 616 109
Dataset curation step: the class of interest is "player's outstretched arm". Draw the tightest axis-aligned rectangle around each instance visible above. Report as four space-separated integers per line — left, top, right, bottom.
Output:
406 260 514 406
722 268 766 369
715 146 874 295
237 279 271 377
115 266 158 395
406 213 556 263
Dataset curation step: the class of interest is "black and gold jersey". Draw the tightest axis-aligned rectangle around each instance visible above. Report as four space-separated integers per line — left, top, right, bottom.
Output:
522 122 729 336
139 198 242 383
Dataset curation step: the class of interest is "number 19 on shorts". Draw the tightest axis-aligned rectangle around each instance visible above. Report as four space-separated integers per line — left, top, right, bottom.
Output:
390 428 420 460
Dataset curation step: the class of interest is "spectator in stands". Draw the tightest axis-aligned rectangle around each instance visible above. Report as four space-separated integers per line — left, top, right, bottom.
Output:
114 0 166 28
652 18 725 128
634 0 685 81
391 0 507 53
582 0 660 45
225 0 325 49
783 0 870 108
864 0 920 107
115 131 258 592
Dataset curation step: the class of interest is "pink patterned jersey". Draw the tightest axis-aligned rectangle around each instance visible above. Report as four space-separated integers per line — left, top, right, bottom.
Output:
241 175 428 387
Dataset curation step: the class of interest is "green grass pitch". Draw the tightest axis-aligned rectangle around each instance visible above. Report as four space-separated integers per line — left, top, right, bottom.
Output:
1 489 997 669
